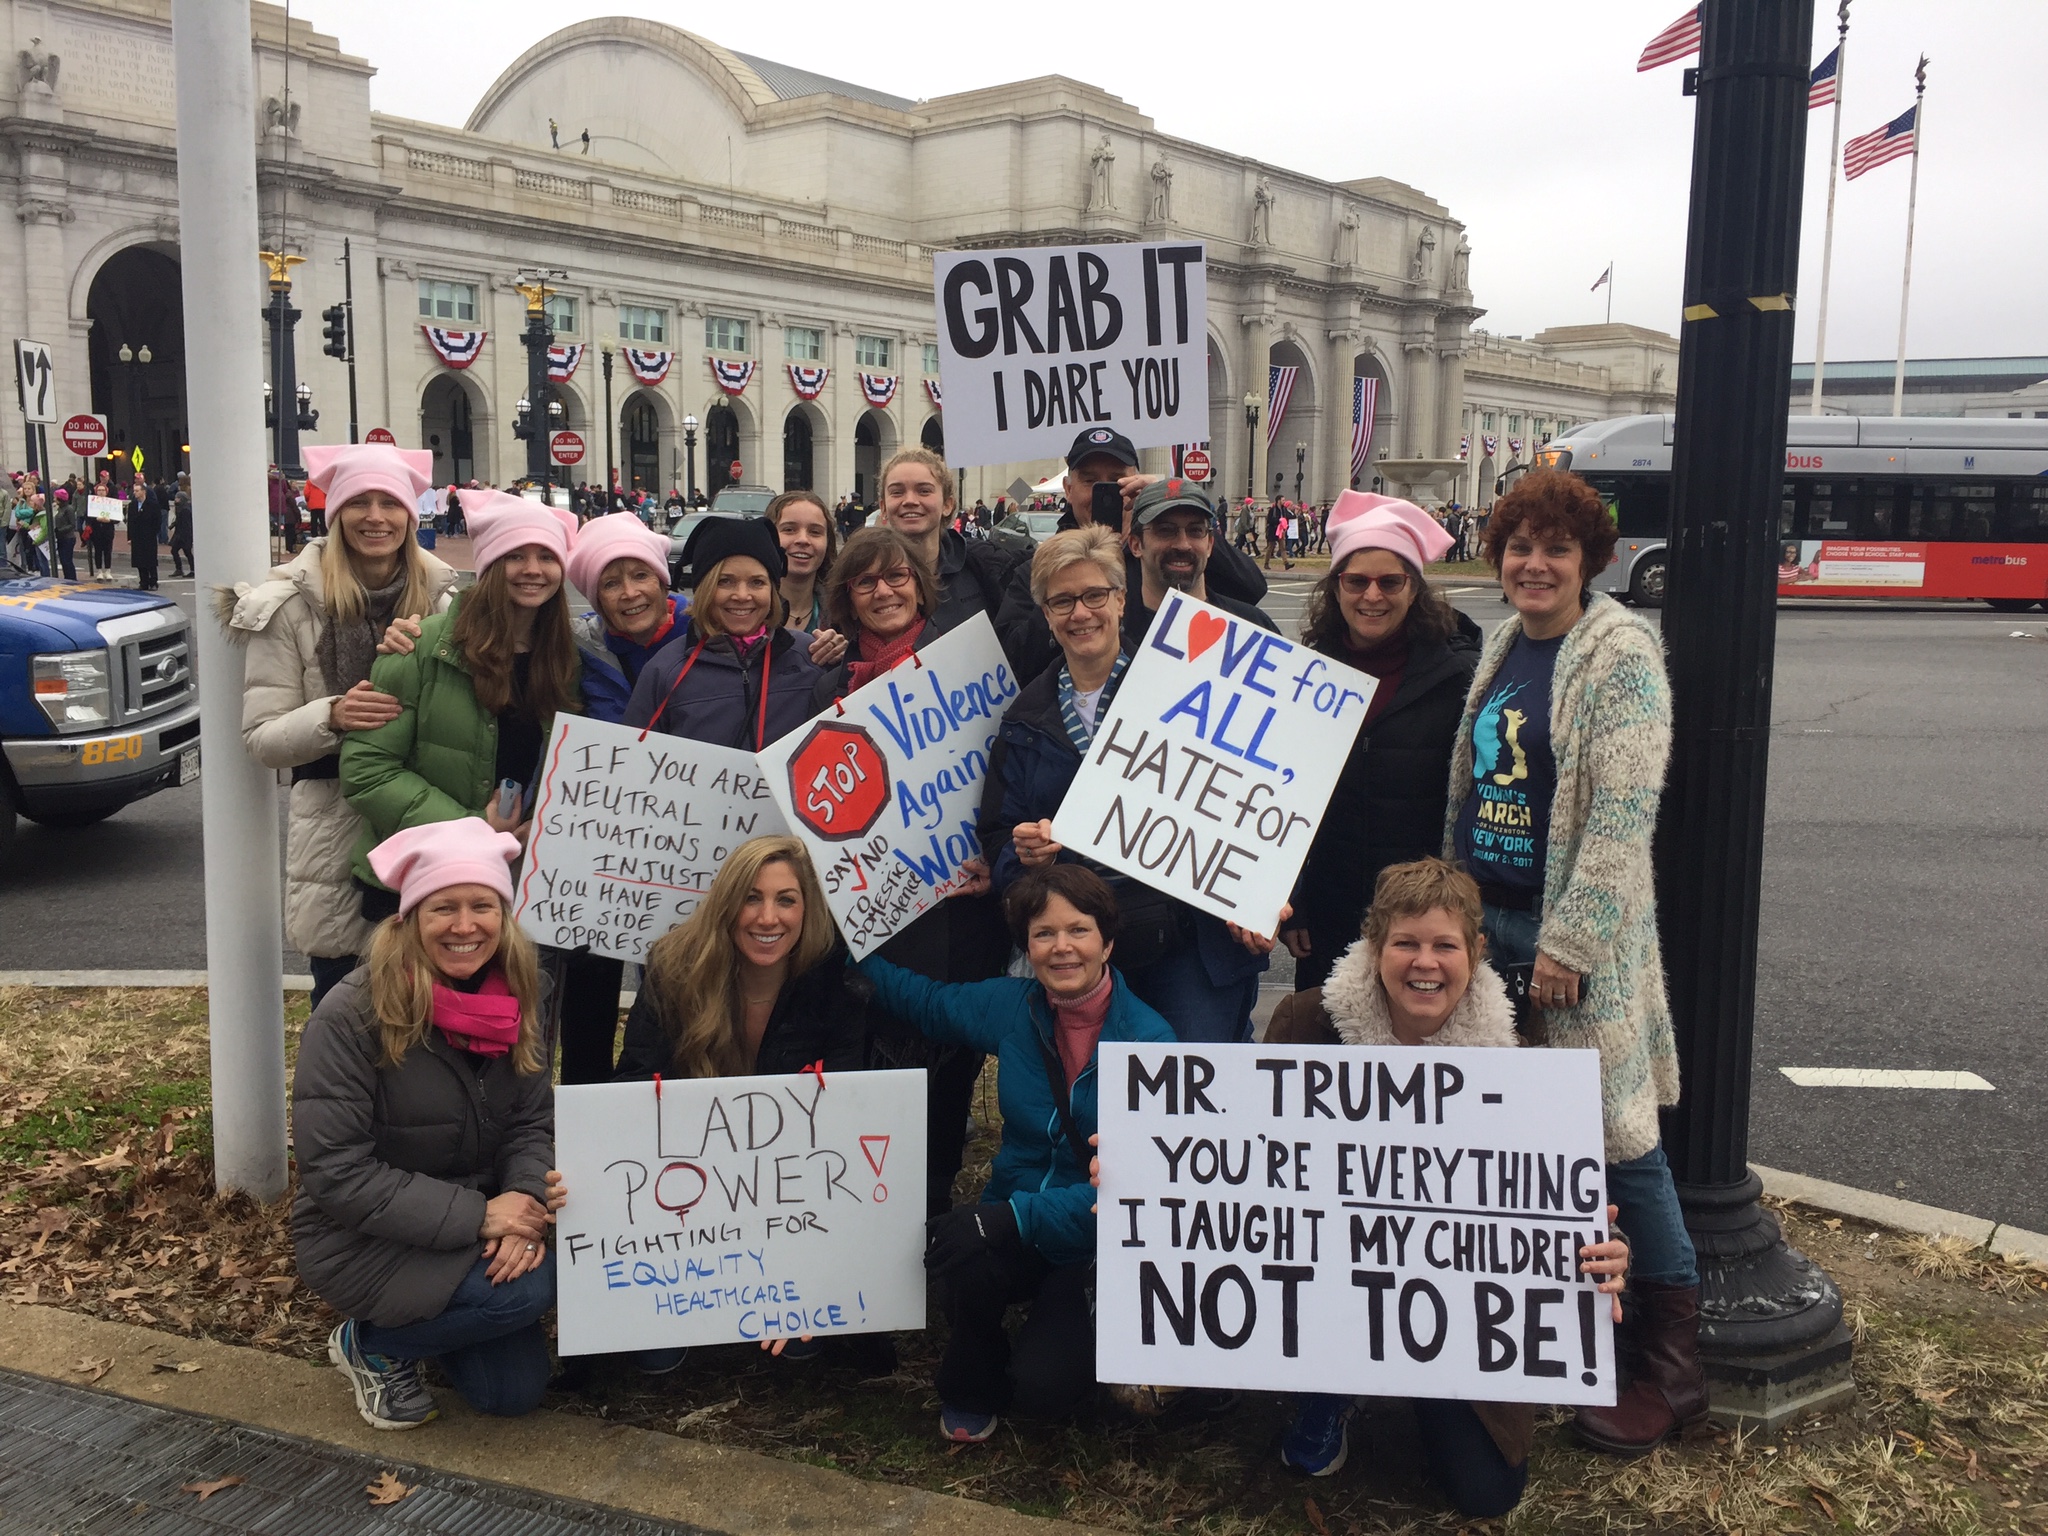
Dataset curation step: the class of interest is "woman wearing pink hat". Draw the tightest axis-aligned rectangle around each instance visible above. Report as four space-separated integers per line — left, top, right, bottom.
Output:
564 510 682 724
341 488 583 922
1278 491 1480 992
224 444 459 1009
294 817 563 1430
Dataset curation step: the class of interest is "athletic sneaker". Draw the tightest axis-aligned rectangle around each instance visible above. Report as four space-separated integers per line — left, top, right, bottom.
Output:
939 1403 998 1443
1280 1394 1354 1477
328 1320 438 1430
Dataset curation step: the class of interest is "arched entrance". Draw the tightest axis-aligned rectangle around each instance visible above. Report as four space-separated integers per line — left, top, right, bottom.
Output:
706 403 741 496
1266 338 1318 504
782 407 814 491
853 410 894 506
1350 348 1395 492
623 393 661 493
87 246 186 487
421 373 478 484
919 415 943 455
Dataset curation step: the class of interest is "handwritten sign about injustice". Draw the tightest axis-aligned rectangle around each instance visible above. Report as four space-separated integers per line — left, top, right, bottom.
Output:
514 714 789 962
1050 593 1375 939
932 241 1209 466
553 1070 927 1356
758 615 1018 959
1095 1043 1616 1406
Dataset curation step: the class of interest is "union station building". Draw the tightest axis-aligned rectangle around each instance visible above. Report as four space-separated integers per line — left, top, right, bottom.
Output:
2 0 1675 508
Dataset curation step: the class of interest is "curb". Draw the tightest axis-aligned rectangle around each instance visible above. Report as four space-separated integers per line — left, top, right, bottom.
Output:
1755 1164 2048 1266
0 970 314 991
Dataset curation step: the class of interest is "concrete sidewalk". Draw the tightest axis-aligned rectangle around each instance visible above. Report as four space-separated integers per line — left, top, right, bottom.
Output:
0 1305 1100 1536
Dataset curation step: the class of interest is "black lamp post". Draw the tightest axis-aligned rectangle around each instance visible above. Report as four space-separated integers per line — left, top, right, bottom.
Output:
1241 391 1259 502
682 413 700 503
513 269 565 491
115 342 151 485
1294 440 1306 503
1656 0 1849 1429
601 342 616 510
259 250 308 480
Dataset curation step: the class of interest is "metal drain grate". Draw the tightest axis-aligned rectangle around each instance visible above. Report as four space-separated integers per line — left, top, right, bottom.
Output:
0 1367 723 1536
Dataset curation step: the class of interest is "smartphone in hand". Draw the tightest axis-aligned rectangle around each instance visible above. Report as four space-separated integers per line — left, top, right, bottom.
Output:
1090 479 1125 532
498 778 524 822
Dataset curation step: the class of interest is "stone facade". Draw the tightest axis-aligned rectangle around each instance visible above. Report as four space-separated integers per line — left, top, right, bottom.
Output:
2 0 1491 505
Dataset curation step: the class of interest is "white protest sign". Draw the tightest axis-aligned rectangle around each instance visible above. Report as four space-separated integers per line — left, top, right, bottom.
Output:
757 614 1018 958
87 494 124 524
514 714 789 962
1095 1042 1615 1406
553 1070 927 1356
1051 593 1375 939
932 241 1208 467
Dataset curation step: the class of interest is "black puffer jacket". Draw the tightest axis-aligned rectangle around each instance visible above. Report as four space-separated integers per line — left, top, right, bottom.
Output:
1286 612 1483 988
613 947 872 1080
290 969 555 1328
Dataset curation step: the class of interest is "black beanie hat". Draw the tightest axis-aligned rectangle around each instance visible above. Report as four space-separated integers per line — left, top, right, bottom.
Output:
679 514 786 588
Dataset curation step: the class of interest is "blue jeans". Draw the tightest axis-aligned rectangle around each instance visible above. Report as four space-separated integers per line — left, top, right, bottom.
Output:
1125 950 1260 1044
357 1253 556 1416
1482 901 1699 1289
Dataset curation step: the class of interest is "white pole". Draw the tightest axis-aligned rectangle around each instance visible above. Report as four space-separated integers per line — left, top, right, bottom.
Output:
1810 2 1851 415
1890 58 1928 419
173 0 289 1199
1606 262 1614 326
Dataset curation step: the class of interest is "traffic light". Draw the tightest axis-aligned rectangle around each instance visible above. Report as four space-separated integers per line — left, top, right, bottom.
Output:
321 303 348 360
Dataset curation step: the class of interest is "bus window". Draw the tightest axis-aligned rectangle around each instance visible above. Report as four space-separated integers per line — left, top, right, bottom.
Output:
1993 484 2048 543
1583 474 1670 537
1802 480 1863 537
1911 483 1995 542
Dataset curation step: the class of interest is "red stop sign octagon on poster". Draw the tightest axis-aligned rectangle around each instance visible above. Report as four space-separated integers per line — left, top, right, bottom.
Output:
786 720 889 840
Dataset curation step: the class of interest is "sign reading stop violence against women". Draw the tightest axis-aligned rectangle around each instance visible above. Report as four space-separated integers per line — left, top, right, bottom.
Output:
757 615 1018 959
1050 593 1376 939
932 241 1209 467
514 714 789 962
553 1070 928 1355
1095 1043 1616 1406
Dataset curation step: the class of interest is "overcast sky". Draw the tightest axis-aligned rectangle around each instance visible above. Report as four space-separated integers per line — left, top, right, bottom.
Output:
301 0 2045 362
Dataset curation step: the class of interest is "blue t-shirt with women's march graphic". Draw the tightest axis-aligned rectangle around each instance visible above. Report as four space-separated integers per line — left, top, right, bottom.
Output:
1454 632 1563 891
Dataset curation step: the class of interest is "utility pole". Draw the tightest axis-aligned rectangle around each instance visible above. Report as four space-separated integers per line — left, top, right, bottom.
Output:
1889 58 1928 418
172 0 288 1202
1656 0 1851 1430
323 238 360 443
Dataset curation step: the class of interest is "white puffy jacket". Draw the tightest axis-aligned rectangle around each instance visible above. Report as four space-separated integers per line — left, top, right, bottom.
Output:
224 541 458 959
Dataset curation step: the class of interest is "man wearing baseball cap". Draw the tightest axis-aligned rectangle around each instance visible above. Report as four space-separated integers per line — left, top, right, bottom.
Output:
994 426 1271 676
1121 477 1275 650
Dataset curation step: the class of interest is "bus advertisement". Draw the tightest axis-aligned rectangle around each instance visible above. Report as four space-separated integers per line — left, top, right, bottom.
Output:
1522 414 2048 611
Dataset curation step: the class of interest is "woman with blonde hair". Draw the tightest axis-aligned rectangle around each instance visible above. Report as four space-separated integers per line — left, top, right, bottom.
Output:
226 444 458 1008
293 819 562 1431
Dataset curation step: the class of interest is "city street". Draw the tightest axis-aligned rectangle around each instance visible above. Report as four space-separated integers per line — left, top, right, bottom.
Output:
3 578 2044 1233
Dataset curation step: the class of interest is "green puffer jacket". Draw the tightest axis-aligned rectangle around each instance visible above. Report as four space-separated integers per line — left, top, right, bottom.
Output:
339 592 580 890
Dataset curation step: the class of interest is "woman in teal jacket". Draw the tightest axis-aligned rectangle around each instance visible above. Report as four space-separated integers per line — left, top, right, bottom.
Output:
860 864 1176 1445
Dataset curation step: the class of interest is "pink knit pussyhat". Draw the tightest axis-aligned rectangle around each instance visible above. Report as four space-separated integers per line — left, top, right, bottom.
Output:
459 488 577 575
1325 490 1454 572
565 511 669 598
303 444 433 524
366 817 524 917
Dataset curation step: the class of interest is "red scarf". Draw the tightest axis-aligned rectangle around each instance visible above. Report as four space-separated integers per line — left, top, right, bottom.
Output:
844 619 927 694
1050 969 1114 1087
430 970 522 1058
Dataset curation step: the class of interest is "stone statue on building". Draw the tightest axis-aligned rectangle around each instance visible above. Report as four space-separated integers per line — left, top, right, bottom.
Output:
1452 234 1471 292
17 37 59 94
1149 157 1173 223
263 96 301 136
1410 227 1437 283
1089 136 1116 211
1250 176 1274 245
1334 207 1359 266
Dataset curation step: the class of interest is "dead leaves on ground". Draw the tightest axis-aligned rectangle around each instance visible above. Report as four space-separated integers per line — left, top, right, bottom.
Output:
365 1471 414 1505
71 1355 112 1383
180 1474 245 1501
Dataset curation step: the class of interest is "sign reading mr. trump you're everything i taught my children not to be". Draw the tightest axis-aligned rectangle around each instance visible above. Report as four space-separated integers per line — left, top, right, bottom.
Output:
1051 593 1377 940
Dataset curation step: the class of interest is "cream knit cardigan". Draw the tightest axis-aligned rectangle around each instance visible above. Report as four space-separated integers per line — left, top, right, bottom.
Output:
1443 592 1679 1162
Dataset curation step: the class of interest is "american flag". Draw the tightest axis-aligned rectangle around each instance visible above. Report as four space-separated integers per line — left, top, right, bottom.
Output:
1844 104 1917 179
1638 6 1701 72
1266 365 1299 445
1350 377 1378 481
1809 46 1841 110
1591 264 1612 293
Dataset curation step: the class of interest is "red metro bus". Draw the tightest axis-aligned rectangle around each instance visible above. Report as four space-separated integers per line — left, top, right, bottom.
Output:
1527 414 2048 610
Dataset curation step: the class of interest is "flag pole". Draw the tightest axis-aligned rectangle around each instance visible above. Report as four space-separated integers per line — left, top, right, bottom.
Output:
1890 56 1927 418
1809 1 1851 414
1606 261 1614 325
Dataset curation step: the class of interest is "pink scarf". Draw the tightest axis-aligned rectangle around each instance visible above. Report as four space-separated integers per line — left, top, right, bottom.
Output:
844 619 928 696
1050 969 1114 1087
431 970 522 1057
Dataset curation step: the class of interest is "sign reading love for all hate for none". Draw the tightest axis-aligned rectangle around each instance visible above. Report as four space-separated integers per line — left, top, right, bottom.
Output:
1051 593 1376 939
1094 1043 1617 1405
513 714 789 962
931 241 1208 466
553 1070 928 1355
757 615 1018 959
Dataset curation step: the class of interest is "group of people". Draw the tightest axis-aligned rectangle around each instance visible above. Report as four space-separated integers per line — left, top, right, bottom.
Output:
226 429 1696 1522
6 468 189 585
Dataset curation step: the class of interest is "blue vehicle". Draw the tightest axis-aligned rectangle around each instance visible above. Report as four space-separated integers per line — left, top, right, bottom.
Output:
0 577 199 852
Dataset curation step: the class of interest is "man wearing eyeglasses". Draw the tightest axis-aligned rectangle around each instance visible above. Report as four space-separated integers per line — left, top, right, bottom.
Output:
1122 477 1275 649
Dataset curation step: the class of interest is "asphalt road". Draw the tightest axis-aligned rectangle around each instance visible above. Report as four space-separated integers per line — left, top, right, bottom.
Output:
3 569 2044 1231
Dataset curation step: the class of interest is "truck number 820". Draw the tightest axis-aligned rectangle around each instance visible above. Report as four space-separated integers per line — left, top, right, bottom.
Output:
80 735 143 765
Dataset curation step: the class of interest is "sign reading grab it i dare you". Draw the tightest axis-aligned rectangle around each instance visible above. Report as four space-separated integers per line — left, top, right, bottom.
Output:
932 241 1208 467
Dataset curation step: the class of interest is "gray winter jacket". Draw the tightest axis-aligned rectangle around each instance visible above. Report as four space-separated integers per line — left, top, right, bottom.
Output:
290 969 554 1328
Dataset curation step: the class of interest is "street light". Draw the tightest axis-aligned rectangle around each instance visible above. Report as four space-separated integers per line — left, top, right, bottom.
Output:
295 379 317 433
262 380 275 430
1294 440 1306 504
513 395 532 442
682 412 700 503
1241 391 1260 502
600 340 616 509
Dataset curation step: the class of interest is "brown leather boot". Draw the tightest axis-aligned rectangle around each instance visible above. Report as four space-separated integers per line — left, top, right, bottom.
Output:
1574 1281 1709 1456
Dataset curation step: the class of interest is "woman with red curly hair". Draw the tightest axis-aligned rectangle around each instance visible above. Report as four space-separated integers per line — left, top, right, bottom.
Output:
1447 469 1698 1459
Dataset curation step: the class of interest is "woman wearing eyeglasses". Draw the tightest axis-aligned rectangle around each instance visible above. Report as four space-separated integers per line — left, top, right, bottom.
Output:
1278 493 1481 989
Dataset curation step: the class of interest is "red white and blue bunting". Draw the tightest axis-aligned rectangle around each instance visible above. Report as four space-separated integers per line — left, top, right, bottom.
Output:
710 357 756 395
1482 434 1499 459
924 378 943 408
624 349 672 386
858 372 897 408
1508 437 1524 457
422 327 486 369
1266 364 1299 445
1459 433 1470 461
546 343 584 382
788 364 829 400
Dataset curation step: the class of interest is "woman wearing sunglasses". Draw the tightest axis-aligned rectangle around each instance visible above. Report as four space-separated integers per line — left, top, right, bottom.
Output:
1278 493 1481 989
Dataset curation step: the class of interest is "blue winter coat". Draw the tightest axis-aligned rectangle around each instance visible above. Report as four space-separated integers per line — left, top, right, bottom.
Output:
572 595 686 725
622 625 823 749
858 955 1175 1266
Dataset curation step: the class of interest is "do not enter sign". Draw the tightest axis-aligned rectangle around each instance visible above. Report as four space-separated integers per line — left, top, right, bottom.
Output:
61 414 108 457
365 427 397 445
785 720 889 840
1180 448 1212 482
729 460 744 481
549 429 587 467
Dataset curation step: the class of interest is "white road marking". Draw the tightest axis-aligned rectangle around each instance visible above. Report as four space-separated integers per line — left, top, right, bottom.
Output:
1779 1067 1995 1091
